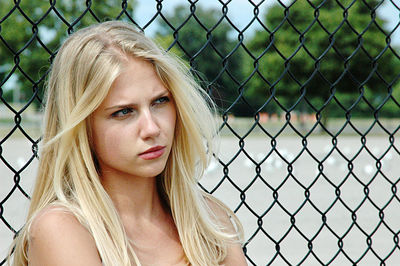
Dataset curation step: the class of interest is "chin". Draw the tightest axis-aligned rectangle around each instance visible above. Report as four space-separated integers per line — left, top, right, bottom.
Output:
136 165 167 179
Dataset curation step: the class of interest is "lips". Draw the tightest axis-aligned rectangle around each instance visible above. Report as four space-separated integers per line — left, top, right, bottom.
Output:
138 146 166 160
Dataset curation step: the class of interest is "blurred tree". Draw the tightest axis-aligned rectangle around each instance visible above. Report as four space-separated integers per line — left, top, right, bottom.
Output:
245 0 400 119
155 4 248 115
0 0 136 108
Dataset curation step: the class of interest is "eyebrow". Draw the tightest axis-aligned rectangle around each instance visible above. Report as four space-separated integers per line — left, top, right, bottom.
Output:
104 89 171 111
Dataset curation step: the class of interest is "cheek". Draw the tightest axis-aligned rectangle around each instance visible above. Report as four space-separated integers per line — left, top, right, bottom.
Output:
92 124 128 160
166 106 177 137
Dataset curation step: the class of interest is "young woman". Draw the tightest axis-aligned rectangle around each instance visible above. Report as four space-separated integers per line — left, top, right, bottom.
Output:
9 21 246 265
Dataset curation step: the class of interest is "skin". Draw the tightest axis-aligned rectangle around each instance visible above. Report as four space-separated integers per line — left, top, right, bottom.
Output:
28 56 247 265
91 57 177 185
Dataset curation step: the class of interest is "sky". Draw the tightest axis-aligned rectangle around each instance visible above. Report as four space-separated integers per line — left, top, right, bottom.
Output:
134 0 400 47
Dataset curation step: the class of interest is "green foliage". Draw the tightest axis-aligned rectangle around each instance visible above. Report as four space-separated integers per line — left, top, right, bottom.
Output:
0 0 136 109
1 1 398 118
245 0 400 117
155 5 249 115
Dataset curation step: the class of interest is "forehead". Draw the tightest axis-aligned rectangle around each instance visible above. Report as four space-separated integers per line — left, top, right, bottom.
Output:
101 56 169 106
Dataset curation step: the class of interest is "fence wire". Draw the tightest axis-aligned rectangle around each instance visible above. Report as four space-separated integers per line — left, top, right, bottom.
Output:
1 0 400 265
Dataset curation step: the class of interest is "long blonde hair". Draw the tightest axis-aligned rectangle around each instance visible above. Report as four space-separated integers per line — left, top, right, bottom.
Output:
9 21 243 266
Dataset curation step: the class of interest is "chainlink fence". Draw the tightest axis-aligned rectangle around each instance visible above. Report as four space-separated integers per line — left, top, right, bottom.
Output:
1 0 400 265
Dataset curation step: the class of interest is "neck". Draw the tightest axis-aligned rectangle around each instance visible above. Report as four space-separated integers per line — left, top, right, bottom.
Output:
100 171 166 223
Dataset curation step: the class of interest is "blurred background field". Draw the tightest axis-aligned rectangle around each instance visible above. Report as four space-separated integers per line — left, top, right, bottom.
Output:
1 106 399 139
1 131 399 265
1 107 399 264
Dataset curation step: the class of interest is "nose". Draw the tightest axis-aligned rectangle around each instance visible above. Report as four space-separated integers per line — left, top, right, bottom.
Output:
139 110 160 139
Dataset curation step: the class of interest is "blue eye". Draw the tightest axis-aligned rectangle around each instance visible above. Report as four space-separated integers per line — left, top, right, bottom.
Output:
154 96 170 104
112 107 134 118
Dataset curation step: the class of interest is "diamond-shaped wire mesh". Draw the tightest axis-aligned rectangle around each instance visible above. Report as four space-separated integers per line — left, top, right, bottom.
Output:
1 0 400 265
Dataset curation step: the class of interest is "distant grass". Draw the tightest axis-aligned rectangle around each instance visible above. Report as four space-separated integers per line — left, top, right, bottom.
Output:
218 117 400 137
0 118 14 124
1 117 398 139
0 117 42 139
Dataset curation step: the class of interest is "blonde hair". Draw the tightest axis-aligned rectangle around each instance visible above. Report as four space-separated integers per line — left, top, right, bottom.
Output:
9 21 243 266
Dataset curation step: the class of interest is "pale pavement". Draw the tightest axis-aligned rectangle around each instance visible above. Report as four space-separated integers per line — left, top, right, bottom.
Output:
1 135 400 265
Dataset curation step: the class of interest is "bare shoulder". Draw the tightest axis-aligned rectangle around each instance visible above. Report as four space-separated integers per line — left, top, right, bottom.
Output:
203 194 248 266
28 205 102 266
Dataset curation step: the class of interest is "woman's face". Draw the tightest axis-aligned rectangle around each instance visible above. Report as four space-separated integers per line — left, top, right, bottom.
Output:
90 56 176 180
